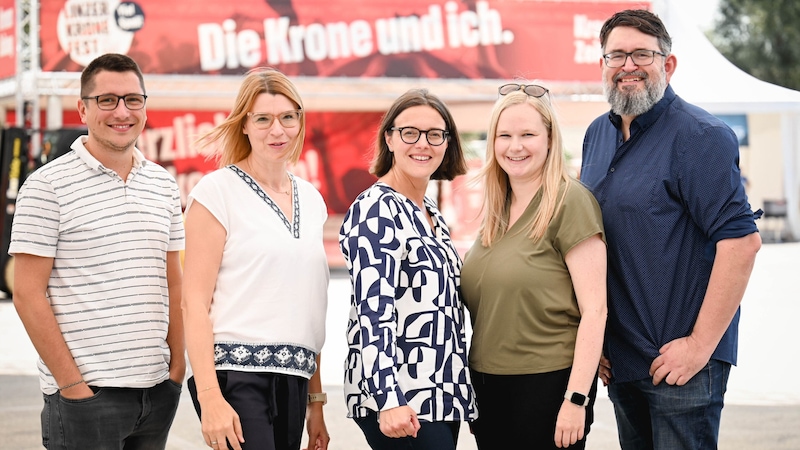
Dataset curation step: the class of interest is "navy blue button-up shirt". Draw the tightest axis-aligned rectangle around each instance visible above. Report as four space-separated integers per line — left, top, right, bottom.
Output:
581 85 759 383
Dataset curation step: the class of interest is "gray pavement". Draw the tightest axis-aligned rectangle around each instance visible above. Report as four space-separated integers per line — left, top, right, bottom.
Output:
1 374 799 449
2 242 800 449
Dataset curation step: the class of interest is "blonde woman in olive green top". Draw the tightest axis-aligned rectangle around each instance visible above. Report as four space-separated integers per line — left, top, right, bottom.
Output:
461 84 607 450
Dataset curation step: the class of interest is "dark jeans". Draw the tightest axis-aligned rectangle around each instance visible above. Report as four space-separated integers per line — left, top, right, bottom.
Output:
470 367 597 450
608 360 731 450
353 409 460 450
188 371 309 450
41 379 182 450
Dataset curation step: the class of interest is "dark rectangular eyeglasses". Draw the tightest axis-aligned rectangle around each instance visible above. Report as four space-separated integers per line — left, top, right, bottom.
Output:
602 50 666 68
81 94 147 110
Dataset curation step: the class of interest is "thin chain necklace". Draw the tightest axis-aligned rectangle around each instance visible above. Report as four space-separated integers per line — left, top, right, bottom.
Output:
263 179 291 196
243 160 291 195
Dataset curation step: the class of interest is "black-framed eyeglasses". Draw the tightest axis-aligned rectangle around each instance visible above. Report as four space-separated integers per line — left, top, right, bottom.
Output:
390 126 449 146
498 83 549 98
602 50 666 68
247 110 302 129
81 94 147 111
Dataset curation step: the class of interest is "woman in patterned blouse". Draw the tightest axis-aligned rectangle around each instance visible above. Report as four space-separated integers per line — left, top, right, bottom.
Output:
339 89 477 449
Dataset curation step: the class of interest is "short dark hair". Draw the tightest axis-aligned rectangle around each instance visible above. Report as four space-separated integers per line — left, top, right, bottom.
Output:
80 53 145 97
599 9 672 54
371 89 467 181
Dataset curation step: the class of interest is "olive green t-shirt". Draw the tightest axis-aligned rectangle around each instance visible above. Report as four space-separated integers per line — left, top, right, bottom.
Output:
461 181 604 375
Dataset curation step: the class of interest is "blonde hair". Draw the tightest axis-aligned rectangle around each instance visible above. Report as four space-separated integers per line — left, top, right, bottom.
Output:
479 90 571 247
196 68 305 167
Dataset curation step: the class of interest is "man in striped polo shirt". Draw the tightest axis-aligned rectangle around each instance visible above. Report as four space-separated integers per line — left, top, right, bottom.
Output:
10 53 185 449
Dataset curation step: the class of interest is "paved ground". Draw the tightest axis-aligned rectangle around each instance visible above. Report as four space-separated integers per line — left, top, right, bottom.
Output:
2 374 799 450
2 242 799 449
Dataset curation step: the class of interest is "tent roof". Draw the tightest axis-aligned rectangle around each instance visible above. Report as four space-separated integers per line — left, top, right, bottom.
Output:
657 0 800 113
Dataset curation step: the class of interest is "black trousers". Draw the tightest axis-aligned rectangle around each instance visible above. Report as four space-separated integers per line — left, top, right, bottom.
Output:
354 409 461 450
470 367 598 450
189 371 309 450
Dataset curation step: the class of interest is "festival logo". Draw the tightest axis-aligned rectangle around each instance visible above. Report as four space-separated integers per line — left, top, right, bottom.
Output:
56 0 144 66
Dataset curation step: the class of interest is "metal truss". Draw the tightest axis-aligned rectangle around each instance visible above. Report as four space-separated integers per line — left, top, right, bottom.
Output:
14 0 39 147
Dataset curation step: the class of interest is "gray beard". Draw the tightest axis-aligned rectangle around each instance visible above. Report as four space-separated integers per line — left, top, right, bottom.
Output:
604 67 667 117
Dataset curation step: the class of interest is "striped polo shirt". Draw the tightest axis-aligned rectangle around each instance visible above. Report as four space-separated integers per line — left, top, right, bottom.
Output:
9 136 185 394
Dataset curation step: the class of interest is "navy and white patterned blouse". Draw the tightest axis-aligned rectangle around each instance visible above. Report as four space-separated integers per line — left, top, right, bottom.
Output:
339 182 477 422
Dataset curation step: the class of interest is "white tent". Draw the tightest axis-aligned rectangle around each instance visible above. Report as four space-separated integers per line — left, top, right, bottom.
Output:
655 1 800 240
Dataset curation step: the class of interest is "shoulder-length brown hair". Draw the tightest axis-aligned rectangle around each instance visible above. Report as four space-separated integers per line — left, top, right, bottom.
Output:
197 67 305 167
479 90 572 247
371 88 467 181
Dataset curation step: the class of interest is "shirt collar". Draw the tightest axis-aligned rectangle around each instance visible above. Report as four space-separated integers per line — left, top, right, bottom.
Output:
71 135 147 172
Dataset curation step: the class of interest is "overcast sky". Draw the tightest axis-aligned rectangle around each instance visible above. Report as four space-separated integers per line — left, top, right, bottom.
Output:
692 0 721 29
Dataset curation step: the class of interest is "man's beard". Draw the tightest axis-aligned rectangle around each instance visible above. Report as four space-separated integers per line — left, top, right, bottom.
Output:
604 65 667 117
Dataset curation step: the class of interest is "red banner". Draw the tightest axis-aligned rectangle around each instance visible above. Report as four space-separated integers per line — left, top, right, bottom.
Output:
40 0 647 81
0 0 14 79
41 109 384 214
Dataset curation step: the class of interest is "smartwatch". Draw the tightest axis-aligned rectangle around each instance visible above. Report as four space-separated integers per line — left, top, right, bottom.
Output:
564 390 590 407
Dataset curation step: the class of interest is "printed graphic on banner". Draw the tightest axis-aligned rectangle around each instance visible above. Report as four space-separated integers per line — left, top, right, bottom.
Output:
40 0 648 81
55 0 143 66
0 0 14 79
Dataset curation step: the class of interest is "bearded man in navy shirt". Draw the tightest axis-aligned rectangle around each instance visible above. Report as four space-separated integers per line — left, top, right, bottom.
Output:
581 9 762 450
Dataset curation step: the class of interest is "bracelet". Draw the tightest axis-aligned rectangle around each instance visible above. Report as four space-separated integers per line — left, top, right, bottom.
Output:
199 386 220 393
58 379 86 391
307 392 327 405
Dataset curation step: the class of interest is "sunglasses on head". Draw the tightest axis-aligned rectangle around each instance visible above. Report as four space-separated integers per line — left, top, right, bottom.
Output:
498 83 549 98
